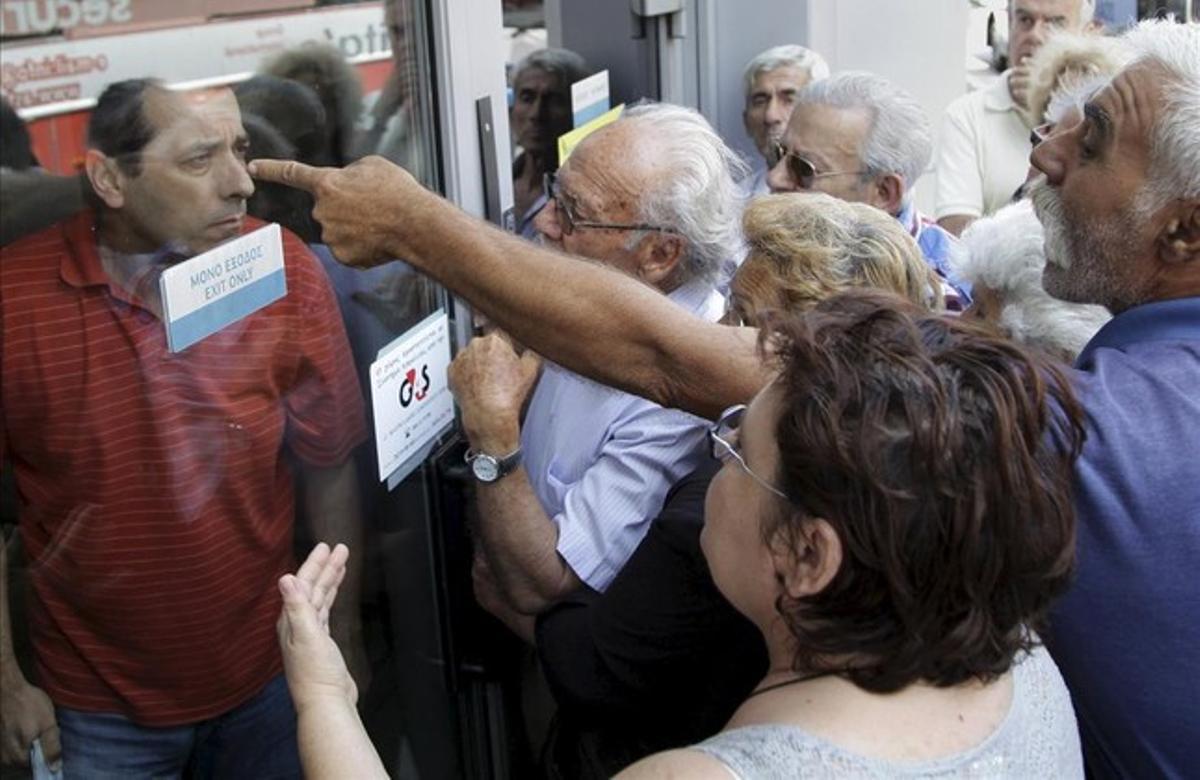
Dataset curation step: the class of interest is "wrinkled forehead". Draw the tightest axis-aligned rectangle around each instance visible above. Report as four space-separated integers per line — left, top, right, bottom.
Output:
786 102 871 155
514 65 566 93
1010 0 1084 19
1088 60 1167 138
752 65 811 93
143 88 243 150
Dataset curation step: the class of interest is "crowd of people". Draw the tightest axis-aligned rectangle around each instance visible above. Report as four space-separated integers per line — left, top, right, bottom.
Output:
0 0 1197 778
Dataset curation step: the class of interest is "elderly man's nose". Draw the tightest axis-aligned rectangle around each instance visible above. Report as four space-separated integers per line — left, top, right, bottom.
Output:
766 158 794 193
1029 19 1049 44
1030 133 1066 186
533 198 563 240
765 98 789 125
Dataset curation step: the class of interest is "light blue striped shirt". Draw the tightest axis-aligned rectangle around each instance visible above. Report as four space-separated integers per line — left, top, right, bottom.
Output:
521 277 726 592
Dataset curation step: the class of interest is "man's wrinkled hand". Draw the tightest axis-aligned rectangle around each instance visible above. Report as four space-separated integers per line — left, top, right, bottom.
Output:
0 676 59 769
276 543 358 713
448 334 542 452
249 156 425 269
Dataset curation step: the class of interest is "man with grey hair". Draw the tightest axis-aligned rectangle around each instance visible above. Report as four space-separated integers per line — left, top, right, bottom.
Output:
447 102 737 623
954 199 1110 360
1024 18 1200 778
767 71 971 306
739 44 830 196
936 0 1097 236
509 48 592 240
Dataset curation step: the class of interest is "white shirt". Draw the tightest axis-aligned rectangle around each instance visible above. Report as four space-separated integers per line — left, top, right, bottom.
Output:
935 73 1033 221
520 277 726 592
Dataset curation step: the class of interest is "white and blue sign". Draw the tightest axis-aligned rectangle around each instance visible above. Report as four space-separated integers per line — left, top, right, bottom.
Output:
571 69 610 128
158 224 287 353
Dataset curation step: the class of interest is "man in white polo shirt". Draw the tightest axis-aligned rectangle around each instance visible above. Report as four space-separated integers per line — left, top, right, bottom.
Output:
935 0 1095 236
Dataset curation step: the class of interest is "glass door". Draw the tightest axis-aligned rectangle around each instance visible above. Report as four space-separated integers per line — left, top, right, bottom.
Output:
1 0 513 776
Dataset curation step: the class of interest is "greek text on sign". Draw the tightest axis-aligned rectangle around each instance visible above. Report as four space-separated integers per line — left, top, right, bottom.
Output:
158 223 286 353
369 311 454 483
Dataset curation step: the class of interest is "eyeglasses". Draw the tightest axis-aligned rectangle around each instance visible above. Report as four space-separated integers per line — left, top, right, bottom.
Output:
543 172 678 236
770 142 864 189
709 405 788 500
1030 122 1054 147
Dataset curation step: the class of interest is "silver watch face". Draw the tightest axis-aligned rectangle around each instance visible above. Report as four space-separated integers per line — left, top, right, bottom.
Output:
471 454 501 482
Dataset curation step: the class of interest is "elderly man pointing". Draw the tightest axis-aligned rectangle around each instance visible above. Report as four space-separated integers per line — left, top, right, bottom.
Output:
450 104 739 627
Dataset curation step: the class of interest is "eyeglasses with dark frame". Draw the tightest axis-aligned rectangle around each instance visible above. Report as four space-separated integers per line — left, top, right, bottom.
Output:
709 404 788 500
769 141 865 190
543 172 679 236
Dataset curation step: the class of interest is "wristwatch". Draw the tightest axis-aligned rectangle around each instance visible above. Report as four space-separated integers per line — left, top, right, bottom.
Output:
464 446 523 483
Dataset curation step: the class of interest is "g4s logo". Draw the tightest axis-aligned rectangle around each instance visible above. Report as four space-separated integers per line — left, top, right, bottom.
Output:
399 364 432 408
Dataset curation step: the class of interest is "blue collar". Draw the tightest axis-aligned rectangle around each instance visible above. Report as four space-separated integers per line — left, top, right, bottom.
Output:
1076 296 1200 367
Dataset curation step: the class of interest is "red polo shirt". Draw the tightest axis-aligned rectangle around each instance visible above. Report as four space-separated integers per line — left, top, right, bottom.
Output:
0 212 366 726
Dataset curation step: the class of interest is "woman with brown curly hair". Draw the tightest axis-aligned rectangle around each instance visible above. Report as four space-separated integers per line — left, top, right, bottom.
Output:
617 290 1087 778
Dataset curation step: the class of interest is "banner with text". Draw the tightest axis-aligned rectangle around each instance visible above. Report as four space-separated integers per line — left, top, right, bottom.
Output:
1 4 390 113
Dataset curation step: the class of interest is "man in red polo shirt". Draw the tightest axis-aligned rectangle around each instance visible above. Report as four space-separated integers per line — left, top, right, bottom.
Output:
0 79 366 776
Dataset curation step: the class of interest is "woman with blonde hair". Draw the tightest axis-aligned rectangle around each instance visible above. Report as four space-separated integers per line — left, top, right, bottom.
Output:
726 193 943 326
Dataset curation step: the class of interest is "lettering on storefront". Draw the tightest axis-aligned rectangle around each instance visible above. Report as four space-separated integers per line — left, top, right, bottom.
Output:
1 6 392 112
0 0 132 37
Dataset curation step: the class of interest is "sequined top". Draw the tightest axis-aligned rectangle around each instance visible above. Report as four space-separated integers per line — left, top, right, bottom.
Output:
693 645 1083 778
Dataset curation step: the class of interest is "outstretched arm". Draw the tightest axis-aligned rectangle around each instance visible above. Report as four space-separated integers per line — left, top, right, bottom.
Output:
277 543 388 780
250 157 765 420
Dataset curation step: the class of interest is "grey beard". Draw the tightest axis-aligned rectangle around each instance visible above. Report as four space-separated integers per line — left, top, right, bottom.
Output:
1028 177 1149 311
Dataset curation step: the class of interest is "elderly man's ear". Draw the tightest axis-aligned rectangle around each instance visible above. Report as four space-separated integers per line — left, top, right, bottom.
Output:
637 233 687 287
1158 201 1200 267
869 173 906 216
84 149 126 209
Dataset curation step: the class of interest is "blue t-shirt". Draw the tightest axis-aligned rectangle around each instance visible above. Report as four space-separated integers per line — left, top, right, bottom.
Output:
1046 296 1200 779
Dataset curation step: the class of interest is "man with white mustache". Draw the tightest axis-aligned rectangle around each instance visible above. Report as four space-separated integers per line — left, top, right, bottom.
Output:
1025 19 1200 780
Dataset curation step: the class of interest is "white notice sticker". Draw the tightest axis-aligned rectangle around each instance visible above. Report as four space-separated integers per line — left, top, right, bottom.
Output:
571 69 610 127
158 224 286 352
369 311 455 484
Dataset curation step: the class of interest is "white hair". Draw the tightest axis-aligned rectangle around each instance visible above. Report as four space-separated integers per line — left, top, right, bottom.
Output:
619 102 748 285
954 199 1111 360
1026 31 1133 122
1044 71 1114 124
795 72 932 201
742 44 831 98
1121 19 1200 207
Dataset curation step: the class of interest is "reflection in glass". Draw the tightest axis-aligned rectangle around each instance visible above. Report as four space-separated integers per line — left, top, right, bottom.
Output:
1 2 456 776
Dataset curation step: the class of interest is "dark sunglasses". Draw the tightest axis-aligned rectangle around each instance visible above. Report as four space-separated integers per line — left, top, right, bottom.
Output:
769 141 864 189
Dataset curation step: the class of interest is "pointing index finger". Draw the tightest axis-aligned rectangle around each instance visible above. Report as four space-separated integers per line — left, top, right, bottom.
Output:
248 158 328 193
